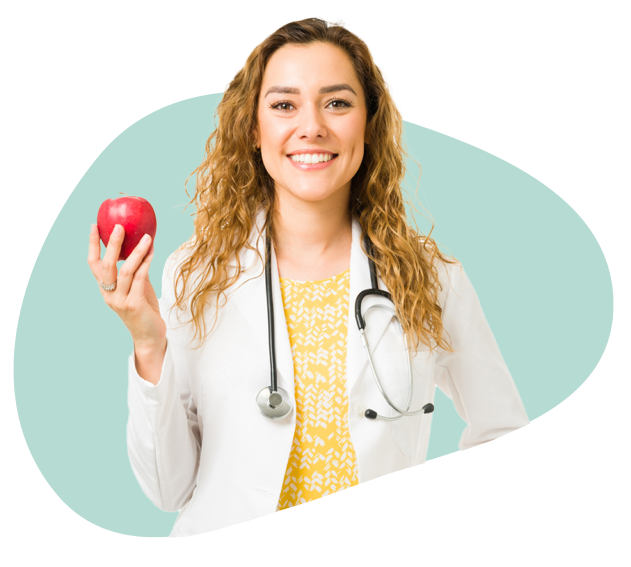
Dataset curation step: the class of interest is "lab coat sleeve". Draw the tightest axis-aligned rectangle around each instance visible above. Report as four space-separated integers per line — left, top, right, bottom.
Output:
434 261 530 450
126 249 201 512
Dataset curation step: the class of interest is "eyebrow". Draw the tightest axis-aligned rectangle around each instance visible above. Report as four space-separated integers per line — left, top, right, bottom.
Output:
264 83 357 97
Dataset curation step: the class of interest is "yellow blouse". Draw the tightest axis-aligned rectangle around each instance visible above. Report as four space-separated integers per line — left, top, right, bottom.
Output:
276 268 359 510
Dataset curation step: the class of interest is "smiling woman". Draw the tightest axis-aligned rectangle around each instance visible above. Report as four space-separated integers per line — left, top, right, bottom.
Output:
255 41 368 281
87 17 530 536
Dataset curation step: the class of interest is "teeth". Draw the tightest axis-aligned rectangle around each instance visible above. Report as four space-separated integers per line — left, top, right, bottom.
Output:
289 153 334 163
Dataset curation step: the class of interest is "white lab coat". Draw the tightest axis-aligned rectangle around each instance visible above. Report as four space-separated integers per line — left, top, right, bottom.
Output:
126 208 530 537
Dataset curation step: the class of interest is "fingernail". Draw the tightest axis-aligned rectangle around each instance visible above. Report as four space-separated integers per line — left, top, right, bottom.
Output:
141 234 150 245
114 225 123 235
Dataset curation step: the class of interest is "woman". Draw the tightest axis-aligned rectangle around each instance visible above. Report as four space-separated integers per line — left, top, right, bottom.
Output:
87 18 529 536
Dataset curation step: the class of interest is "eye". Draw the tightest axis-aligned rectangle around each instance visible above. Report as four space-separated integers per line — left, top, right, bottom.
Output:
328 98 353 109
269 101 295 112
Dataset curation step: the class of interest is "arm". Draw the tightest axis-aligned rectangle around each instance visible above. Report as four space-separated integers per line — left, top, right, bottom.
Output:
434 261 530 450
126 251 201 512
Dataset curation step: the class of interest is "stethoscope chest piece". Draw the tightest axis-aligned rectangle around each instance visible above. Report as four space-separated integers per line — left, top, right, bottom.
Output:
256 386 292 420
256 230 433 422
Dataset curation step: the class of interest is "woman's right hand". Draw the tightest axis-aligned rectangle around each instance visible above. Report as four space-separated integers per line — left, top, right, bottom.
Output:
87 223 167 354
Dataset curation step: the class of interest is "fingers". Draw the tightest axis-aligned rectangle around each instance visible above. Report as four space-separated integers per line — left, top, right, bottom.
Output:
89 223 157 321
127 246 155 306
101 224 124 288
117 234 153 296
87 224 103 286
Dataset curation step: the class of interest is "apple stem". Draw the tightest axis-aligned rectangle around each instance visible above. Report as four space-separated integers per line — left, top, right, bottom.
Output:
119 192 129 197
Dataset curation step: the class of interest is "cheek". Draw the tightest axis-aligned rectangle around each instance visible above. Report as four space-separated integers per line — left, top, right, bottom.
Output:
350 123 366 155
347 117 367 145
260 124 290 150
259 150 271 174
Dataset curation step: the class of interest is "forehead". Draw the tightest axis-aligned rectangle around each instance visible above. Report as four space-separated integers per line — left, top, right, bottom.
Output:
260 42 362 93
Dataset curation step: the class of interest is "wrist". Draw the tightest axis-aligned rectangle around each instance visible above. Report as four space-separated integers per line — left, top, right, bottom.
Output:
133 337 167 358
133 338 167 386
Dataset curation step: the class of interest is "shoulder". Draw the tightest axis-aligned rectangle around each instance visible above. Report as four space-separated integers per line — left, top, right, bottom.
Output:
158 237 198 307
423 244 460 273
162 236 198 282
416 236 463 300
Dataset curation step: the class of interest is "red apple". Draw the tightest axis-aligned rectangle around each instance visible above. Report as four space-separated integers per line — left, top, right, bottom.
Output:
97 195 157 261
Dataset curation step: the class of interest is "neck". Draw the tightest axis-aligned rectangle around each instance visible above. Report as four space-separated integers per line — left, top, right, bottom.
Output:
271 193 353 268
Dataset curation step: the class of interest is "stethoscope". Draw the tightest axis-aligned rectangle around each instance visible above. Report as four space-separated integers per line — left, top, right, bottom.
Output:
256 232 434 421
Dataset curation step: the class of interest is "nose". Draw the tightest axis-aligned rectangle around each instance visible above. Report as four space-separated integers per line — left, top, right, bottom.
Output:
296 102 327 140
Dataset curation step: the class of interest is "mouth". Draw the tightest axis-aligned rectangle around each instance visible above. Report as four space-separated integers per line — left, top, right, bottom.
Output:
287 153 338 164
286 153 339 170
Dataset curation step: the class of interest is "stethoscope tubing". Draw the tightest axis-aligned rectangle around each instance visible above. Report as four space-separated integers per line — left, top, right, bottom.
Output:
258 230 434 421
255 233 290 418
357 236 433 421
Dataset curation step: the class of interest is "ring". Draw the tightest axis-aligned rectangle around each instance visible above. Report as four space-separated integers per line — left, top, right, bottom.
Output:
100 280 117 292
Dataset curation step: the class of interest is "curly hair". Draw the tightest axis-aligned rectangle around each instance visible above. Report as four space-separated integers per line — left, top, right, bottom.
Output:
172 17 459 353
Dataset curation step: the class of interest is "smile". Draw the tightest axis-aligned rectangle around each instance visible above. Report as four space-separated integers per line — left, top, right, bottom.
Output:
289 152 335 163
287 154 338 170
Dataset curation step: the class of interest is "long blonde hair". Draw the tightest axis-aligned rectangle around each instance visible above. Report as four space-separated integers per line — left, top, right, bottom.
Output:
173 17 458 353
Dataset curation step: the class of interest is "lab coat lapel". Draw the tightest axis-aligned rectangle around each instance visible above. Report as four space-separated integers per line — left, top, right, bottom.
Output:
228 211 393 401
228 209 295 399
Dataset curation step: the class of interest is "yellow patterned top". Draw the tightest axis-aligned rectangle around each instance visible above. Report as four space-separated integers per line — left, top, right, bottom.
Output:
276 268 359 510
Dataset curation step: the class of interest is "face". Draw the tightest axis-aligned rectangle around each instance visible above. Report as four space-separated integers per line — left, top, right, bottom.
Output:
256 42 368 210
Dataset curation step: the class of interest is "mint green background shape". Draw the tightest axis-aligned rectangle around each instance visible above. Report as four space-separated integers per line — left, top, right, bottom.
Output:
14 94 613 537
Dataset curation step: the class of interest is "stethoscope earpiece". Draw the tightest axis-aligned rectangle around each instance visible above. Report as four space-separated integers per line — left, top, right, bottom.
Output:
365 402 434 420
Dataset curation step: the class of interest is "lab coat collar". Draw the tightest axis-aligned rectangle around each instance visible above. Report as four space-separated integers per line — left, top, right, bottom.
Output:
228 208 395 399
